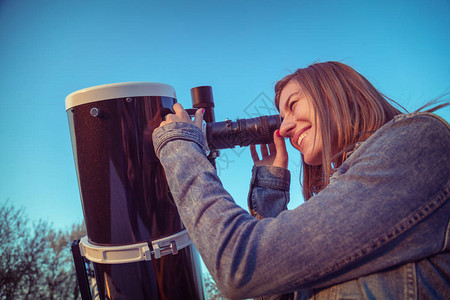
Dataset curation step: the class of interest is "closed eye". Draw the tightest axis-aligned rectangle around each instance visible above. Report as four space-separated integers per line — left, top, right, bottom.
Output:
289 100 297 111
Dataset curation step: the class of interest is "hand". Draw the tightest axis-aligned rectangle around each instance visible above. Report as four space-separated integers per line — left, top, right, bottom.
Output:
250 130 288 169
158 103 204 130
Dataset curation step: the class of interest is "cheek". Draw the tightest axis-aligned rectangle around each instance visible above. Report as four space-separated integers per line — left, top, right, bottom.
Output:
305 134 324 165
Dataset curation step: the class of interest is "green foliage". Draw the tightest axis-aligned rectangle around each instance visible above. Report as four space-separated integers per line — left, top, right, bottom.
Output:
0 201 225 299
0 201 86 300
203 271 226 300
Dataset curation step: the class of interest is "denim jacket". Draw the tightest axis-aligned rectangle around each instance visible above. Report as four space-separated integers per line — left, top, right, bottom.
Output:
153 112 450 299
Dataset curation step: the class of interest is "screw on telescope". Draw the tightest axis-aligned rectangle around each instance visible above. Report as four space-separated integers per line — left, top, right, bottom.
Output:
90 107 100 117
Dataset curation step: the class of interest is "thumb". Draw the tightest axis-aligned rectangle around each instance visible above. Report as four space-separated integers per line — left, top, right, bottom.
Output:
193 108 204 130
272 130 288 169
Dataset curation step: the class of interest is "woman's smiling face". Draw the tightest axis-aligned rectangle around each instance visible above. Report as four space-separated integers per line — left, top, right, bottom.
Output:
278 79 337 165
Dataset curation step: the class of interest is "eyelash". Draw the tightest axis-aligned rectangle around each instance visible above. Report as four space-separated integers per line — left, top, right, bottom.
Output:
289 100 297 111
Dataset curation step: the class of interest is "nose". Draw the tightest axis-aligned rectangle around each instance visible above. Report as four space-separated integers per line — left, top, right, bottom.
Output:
279 117 295 138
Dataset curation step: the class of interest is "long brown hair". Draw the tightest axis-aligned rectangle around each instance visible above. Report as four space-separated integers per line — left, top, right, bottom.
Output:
275 61 403 200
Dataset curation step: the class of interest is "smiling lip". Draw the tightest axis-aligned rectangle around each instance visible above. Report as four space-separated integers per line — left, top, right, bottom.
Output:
293 126 311 151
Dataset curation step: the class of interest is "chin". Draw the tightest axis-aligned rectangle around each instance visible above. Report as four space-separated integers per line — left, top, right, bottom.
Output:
303 154 323 166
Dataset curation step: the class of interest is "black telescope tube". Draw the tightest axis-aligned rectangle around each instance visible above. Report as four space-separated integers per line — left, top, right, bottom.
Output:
206 115 281 150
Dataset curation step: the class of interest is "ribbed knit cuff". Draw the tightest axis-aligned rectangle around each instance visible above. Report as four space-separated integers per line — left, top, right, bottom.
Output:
152 122 206 158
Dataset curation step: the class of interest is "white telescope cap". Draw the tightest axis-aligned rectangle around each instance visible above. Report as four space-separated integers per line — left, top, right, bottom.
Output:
65 82 177 110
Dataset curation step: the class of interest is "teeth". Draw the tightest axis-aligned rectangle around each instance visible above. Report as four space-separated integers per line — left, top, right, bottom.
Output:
297 131 308 145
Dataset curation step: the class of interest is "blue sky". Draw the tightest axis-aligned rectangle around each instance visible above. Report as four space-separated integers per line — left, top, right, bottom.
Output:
1 0 449 230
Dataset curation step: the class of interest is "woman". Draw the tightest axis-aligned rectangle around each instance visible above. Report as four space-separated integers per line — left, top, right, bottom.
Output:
152 62 450 299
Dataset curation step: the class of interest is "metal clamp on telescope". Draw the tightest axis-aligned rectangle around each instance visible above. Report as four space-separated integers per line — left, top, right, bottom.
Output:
78 229 192 264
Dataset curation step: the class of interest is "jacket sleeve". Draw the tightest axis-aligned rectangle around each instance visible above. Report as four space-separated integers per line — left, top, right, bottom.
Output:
247 165 291 220
247 166 294 300
153 114 450 299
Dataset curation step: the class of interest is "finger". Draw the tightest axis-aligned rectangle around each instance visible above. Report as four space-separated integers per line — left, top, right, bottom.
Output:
172 103 190 120
268 143 276 156
273 130 288 168
250 145 260 162
193 108 204 130
165 114 176 122
172 103 185 113
260 144 269 157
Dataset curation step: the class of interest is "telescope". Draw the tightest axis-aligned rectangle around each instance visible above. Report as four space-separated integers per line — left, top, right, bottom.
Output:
187 86 280 151
66 82 279 299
